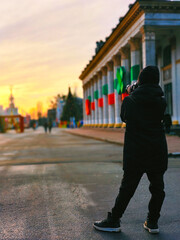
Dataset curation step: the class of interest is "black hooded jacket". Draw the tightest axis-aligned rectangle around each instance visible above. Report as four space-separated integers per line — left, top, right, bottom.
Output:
121 84 168 172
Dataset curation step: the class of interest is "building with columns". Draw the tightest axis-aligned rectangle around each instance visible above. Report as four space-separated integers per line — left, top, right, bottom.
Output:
79 0 180 127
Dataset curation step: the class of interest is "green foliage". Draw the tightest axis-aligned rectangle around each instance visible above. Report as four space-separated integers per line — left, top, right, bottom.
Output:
61 87 83 121
0 118 6 133
50 94 66 109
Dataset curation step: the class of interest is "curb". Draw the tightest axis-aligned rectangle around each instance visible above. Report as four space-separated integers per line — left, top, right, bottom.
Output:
65 130 124 146
65 130 180 161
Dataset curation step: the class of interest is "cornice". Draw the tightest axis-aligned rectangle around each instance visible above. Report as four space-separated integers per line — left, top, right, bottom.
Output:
139 0 180 13
79 1 141 80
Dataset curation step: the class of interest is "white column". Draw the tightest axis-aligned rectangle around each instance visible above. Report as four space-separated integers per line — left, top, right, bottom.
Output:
176 60 180 124
157 47 163 88
94 76 99 125
120 46 130 112
83 85 86 126
113 54 121 127
141 28 156 68
120 46 130 85
97 71 103 126
87 83 91 125
131 50 140 66
102 67 108 127
91 80 95 126
119 47 130 128
107 61 115 127
84 85 87 125
128 37 141 83
171 37 179 124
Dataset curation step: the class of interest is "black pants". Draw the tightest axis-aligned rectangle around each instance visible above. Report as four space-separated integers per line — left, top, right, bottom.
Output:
111 170 165 222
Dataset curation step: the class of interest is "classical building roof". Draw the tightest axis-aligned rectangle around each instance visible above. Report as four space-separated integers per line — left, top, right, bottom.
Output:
79 0 180 80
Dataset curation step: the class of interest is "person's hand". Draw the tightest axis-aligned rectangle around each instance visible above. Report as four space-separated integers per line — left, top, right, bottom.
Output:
126 86 131 94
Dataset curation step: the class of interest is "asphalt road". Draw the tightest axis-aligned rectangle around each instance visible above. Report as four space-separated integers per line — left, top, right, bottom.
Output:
0 128 179 240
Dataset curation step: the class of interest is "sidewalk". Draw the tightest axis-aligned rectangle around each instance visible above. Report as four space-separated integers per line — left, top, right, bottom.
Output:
66 127 180 154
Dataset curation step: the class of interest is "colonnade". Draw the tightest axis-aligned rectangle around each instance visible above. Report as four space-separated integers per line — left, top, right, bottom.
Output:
83 30 156 127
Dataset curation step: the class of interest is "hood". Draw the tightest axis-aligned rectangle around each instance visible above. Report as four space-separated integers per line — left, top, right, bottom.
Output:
139 66 159 85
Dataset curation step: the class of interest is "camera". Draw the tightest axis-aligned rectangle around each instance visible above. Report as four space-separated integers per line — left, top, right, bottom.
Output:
126 82 138 94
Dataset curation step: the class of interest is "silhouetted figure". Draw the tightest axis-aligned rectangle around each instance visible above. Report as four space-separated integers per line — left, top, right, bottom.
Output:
44 122 48 133
48 121 52 133
94 66 168 234
33 122 36 130
163 114 172 134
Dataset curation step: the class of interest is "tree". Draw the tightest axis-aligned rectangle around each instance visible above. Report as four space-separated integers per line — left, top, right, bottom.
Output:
49 94 66 109
0 117 6 133
61 87 82 121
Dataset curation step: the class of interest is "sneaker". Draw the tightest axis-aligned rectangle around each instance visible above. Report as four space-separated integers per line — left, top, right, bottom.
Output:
93 212 121 232
143 220 159 234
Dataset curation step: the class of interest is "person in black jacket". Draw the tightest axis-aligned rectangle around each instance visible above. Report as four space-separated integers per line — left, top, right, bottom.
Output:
163 113 172 134
93 66 168 234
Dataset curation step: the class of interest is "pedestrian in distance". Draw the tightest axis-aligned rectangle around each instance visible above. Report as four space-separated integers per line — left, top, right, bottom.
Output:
93 66 168 234
48 120 52 133
44 121 48 133
32 122 36 130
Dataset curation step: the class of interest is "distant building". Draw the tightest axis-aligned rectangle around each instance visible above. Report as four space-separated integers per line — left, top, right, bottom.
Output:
80 0 180 127
56 97 65 124
6 88 18 116
0 105 4 115
24 114 31 128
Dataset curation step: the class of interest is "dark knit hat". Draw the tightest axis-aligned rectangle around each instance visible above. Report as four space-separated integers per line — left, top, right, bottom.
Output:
138 66 159 85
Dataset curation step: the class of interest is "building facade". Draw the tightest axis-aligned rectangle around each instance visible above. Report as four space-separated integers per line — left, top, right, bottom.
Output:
6 88 18 116
56 97 65 124
79 0 180 127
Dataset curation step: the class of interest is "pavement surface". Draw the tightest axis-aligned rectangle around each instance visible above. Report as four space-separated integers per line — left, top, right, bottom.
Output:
66 127 180 154
0 127 179 240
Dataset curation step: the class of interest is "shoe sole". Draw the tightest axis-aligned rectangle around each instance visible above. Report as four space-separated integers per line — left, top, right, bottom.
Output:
93 224 121 232
143 223 159 234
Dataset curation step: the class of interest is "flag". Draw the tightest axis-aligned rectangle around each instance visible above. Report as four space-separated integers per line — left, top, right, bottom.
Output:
116 66 126 94
102 84 108 95
108 93 115 105
85 99 91 115
130 65 140 82
98 98 103 107
91 102 95 110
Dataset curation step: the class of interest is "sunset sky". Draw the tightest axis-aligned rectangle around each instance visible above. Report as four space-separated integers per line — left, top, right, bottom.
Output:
0 0 135 116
